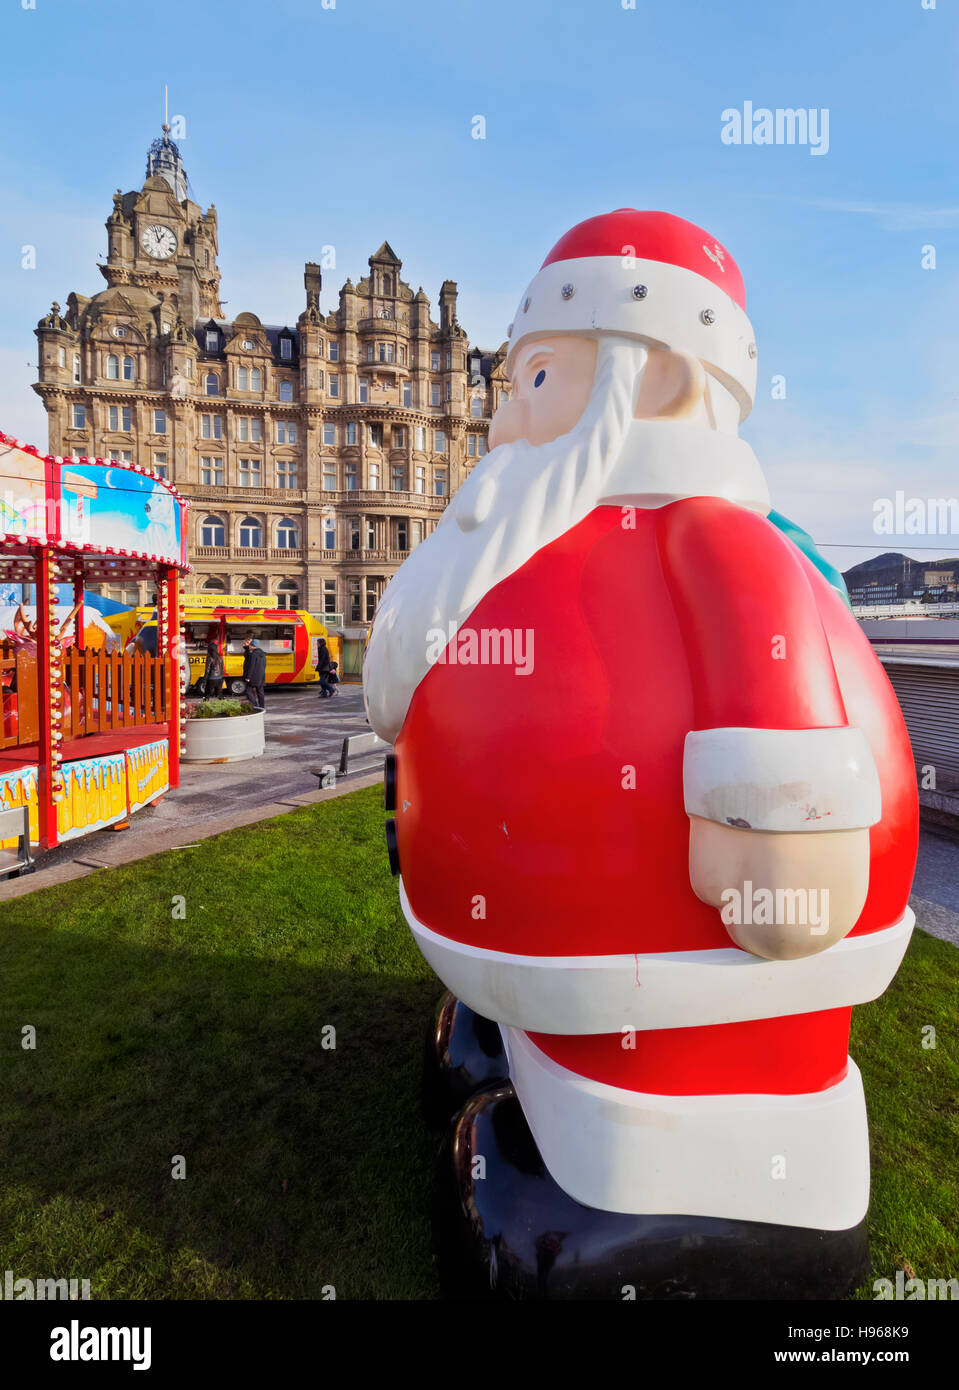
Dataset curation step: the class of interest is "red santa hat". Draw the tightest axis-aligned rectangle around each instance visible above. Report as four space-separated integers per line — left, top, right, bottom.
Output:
505 209 757 421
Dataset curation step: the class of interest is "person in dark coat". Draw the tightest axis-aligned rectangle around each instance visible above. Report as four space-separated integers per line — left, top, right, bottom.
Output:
315 638 334 699
203 625 224 699
242 634 267 711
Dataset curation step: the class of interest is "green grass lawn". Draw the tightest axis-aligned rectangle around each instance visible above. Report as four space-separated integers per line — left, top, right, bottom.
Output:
0 783 956 1300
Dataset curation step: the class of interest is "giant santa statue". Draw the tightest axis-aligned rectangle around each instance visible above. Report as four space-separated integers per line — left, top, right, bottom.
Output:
364 209 919 1299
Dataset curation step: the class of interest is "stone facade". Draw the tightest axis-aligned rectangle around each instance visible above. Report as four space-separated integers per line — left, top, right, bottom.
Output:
33 124 508 626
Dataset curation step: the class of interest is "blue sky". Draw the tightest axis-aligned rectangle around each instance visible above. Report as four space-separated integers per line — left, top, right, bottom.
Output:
1 0 956 571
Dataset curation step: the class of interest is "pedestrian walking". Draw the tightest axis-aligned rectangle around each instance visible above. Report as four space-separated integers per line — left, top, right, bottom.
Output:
315 637 334 699
242 633 267 711
203 625 224 699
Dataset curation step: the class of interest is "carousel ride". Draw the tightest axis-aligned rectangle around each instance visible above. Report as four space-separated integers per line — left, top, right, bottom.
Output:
0 431 190 868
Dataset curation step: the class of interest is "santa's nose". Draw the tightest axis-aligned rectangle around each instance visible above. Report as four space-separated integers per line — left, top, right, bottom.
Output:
488 396 530 450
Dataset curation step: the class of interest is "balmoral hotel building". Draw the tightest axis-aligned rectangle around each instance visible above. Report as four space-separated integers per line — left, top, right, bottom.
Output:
33 124 508 629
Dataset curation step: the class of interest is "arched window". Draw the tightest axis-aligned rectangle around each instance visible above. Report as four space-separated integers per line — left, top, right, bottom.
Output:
240 577 263 592
276 517 298 549
205 372 219 396
470 396 483 418
276 580 299 610
200 515 226 546
202 577 225 592
123 355 135 381
279 380 293 402
237 366 249 390
106 354 119 380
238 516 263 548
250 367 262 391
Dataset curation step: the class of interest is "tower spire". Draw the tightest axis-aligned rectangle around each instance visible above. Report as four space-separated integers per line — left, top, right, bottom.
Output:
146 93 188 202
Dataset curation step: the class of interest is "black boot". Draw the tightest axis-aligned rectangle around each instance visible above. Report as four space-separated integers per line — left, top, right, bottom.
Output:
434 1084 870 1301
421 991 509 1128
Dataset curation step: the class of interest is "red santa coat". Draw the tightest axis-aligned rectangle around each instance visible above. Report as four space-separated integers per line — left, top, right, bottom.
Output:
391 497 918 1224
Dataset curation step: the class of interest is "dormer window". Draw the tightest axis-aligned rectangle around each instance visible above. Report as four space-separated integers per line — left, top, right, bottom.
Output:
280 338 293 360
205 330 219 352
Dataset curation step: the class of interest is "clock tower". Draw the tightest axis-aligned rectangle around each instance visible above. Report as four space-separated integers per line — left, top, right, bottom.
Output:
101 122 222 324
34 116 505 625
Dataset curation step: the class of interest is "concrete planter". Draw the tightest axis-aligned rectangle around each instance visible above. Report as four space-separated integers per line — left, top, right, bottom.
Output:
183 710 265 763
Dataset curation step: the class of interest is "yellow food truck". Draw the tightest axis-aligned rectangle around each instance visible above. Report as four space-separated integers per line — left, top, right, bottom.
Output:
108 595 338 696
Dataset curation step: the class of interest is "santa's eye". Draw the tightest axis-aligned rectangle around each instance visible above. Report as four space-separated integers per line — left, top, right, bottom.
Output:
533 369 546 388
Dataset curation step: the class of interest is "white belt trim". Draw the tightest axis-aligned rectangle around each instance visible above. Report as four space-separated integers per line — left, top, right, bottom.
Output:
400 879 913 1035
684 726 882 832
503 1027 871 1229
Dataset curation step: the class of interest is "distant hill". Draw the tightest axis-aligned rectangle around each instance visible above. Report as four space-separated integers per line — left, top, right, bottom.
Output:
843 552 959 605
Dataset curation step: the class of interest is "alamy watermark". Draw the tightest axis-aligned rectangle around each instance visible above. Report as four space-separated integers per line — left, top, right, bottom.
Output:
874 1272 958 1300
0 491 92 545
873 492 959 535
721 102 829 156
720 881 829 934
425 623 534 676
2 1269 91 1300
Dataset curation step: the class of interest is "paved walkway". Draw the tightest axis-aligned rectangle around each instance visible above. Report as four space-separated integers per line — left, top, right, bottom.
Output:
911 822 959 947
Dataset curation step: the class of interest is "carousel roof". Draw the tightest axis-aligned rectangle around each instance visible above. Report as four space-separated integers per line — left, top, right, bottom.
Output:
0 430 191 576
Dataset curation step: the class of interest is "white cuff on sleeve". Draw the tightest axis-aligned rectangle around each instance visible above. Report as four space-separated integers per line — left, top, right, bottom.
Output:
683 726 882 832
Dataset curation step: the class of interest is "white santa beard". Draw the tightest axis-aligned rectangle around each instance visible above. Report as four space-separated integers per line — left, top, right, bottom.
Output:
364 336 642 741
363 335 770 742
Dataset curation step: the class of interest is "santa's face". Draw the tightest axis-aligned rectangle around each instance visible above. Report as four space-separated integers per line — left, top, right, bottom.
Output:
489 335 598 448
492 332 742 449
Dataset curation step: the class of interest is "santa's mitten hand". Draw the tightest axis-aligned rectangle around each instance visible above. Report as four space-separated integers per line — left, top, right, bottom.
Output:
688 818 870 960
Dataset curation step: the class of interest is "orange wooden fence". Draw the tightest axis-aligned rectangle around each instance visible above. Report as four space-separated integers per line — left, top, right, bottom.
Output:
0 643 170 749
0 648 39 748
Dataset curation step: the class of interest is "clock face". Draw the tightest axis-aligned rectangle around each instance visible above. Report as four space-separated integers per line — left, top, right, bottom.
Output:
140 224 177 260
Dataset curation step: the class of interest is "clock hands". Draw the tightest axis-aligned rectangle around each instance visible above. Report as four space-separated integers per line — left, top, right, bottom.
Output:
141 224 175 258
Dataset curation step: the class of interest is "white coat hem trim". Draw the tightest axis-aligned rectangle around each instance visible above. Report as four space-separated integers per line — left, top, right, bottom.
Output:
400 879 913 1035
